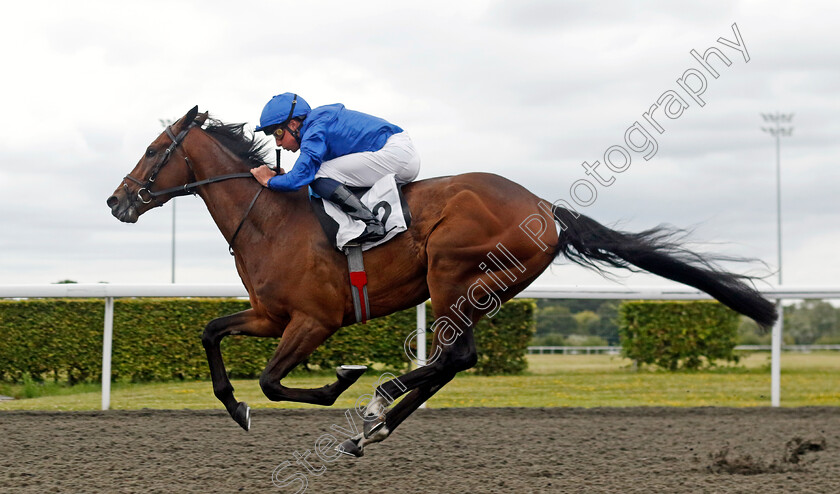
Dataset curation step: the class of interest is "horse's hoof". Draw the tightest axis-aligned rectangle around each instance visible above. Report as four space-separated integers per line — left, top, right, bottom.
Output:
336 437 364 458
233 402 251 431
363 414 386 439
336 364 367 382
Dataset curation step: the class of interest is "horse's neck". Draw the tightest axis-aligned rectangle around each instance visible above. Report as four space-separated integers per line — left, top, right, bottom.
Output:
189 141 303 248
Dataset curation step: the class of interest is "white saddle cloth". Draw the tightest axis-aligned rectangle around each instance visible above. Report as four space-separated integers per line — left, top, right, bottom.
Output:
322 174 410 251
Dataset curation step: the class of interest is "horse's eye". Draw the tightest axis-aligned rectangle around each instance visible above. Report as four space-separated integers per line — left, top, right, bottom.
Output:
146 148 156 158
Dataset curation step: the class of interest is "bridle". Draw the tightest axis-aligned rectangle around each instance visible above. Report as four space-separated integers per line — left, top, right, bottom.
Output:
123 122 197 205
122 120 263 255
123 122 255 204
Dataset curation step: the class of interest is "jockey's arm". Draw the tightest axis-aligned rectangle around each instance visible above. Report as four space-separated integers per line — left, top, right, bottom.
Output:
264 121 327 192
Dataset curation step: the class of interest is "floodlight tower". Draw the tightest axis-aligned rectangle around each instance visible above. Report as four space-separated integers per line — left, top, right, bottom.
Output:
760 112 793 285
760 112 793 407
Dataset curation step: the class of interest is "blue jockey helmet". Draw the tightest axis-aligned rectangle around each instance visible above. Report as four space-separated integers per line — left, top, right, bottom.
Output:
255 93 311 133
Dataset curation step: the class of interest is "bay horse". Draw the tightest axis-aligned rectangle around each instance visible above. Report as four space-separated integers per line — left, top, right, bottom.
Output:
107 106 776 456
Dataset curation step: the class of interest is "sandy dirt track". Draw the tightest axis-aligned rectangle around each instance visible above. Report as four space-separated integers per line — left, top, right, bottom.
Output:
1 407 838 493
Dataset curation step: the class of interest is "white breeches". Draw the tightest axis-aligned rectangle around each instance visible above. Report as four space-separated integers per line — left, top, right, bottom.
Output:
314 132 421 187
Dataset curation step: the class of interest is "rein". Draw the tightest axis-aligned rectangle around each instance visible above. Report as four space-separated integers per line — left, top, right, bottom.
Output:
125 170 255 201
123 121 262 256
228 187 262 256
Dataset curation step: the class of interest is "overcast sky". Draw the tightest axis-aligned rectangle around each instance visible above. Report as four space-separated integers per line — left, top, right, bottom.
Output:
1 0 838 290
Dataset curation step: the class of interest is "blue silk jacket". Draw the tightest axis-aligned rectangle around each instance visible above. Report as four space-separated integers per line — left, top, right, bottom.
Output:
267 104 402 191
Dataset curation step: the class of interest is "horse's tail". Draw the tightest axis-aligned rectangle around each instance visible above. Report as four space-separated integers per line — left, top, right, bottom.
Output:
550 206 778 329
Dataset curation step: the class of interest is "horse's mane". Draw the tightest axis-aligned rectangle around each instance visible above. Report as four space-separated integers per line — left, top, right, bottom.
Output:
203 118 273 169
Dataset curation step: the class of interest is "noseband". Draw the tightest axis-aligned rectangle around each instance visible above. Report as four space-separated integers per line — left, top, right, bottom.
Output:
122 120 262 255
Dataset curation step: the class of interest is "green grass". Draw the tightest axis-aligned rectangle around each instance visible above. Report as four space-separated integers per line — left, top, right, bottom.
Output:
1 353 838 411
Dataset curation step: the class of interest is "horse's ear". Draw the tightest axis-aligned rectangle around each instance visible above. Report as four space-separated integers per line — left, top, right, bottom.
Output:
195 111 209 127
184 105 199 126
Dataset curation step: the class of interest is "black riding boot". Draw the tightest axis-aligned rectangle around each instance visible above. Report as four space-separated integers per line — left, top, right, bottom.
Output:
329 184 386 243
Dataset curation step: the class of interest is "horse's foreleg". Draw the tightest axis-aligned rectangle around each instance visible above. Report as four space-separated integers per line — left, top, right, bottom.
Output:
202 310 277 431
258 316 367 406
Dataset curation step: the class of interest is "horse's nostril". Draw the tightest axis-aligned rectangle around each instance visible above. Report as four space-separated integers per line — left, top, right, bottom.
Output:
107 196 119 208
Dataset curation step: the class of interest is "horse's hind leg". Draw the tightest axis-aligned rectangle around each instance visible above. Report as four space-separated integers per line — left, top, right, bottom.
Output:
202 310 278 431
337 375 453 457
379 370 454 436
258 315 367 406
338 330 475 457
339 309 479 456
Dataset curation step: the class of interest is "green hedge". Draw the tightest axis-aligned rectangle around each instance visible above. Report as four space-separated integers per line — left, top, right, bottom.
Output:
473 299 535 375
618 300 740 370
0 299 104 383
0 298 534 382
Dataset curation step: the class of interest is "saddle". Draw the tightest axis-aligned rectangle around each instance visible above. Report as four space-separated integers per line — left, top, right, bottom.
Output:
310 174 412 323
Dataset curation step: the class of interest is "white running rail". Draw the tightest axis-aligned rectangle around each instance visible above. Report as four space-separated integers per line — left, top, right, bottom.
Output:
2 284 838 410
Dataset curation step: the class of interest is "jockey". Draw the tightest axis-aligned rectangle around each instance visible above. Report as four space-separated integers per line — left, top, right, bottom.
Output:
250 93 421 243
